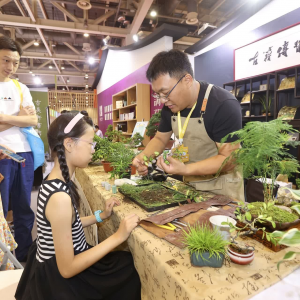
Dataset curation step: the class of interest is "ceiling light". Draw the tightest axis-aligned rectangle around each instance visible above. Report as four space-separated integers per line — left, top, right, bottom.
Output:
76 0 91 10
133 34 138 42
34 40 39 46
85 84 89 88
49 65 53 69
29 70 32 74
84 33 89 37
67 78 70 83
88 57 95 65
34 76 41 85
86 91 88 93
63 88 65 90
150 10 157 17
85 74 89 78
61 66 65 70
86 97 88 99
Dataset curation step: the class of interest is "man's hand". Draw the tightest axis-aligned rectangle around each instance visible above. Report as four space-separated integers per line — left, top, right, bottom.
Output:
0 144 15 160
18 106 36 116
156 155 188 175
132 154 148 176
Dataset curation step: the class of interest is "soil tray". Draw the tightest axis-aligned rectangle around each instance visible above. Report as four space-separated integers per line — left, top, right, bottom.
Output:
118 183 188 212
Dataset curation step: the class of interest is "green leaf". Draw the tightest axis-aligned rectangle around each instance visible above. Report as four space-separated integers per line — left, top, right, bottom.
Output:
291 205 300 215
245 212 252 221
271 230 284 239
143 156 148 162
154 151 159 156
279 228 300 246
230 228 235 233
271 222 276 228
282 251 297 261
263 203 267 210
266 235 270 241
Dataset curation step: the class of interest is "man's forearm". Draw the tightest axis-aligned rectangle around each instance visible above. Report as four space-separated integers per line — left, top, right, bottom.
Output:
183 155 236 176
141 136 166 157
0 123 14 132
1 115 38 127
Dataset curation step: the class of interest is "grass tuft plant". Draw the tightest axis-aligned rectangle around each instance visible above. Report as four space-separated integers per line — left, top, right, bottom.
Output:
182 224 230 261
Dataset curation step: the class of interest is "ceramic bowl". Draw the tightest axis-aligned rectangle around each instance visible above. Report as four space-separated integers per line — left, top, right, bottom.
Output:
209 215 237 241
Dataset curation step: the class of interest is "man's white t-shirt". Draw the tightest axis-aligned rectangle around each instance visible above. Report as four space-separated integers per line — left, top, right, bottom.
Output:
0 80 35 152
96 129 103 138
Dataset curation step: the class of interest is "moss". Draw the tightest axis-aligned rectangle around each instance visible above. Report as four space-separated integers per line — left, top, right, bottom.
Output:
249 202 298 223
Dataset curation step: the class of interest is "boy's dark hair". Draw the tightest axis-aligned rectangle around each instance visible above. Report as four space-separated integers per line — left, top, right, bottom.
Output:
95 125 99 129
47 113 93 208
80 110 89 117
146 49 193 82
0 36 23 56
61 110 68 114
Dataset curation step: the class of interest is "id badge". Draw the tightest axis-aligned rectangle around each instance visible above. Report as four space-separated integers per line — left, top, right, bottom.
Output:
171 144 189 163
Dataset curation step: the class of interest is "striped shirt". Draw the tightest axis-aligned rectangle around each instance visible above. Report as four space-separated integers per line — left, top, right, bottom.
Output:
36 179 88 263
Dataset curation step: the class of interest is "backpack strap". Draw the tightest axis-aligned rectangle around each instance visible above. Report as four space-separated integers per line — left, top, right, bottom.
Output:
12 79 23 109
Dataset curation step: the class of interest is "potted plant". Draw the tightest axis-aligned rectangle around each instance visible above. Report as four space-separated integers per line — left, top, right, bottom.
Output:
107 142 136 179
219 118 300 203
182 223 230 268
255 95 273 116
221 200 289 264
105 124 123 142
146 111 161 138
127 133 145 149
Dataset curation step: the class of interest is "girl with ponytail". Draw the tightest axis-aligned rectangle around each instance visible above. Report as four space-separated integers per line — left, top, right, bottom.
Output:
16 113 141 300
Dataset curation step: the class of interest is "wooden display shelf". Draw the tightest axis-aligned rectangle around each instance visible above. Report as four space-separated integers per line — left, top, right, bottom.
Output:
112 83 150 145
113 119 137 123
276 88 295 92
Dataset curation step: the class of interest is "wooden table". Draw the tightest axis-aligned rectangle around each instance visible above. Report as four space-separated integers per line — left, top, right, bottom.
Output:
76 165 300 300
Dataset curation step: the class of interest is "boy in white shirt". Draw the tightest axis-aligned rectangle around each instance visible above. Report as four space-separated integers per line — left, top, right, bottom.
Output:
0 36 38 262
94 125 103 138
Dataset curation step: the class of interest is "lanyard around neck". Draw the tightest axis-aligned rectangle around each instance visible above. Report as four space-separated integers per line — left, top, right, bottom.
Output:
177 102 197 142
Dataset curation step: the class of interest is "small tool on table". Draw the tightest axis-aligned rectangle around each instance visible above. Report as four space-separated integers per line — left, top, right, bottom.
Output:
154 223 179 232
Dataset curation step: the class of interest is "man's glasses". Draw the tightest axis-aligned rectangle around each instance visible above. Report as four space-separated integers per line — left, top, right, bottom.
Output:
153 74 186 102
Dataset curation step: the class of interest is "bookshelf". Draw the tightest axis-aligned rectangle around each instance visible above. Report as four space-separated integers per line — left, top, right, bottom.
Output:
112 83 150 145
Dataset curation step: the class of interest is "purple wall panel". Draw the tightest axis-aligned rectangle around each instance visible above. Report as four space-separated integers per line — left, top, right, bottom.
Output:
97 63 163 134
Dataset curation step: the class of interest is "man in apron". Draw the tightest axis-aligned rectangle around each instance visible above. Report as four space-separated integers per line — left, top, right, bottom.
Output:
132 49 244 201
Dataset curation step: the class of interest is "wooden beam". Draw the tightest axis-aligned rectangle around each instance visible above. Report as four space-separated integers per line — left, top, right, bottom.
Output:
0 0 11 8
53 60 69 91
36 60 52 69
66 60 82 72
22 40 35 50
37 28 52 56
14 0 26 16
21 0 36 22
0 14 128 37
93 10 115 25
63 42 81 55
61 3 68 22
129 0 153 35
208 0 226 15
37 0 48 19
51 1 80 23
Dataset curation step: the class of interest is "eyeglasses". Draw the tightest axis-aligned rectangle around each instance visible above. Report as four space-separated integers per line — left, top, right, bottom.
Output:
153 74 186 102
72 138 95 150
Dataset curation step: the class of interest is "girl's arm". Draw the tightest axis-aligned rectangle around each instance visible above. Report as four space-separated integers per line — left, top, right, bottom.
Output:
46 192 139 279
80 197 120 228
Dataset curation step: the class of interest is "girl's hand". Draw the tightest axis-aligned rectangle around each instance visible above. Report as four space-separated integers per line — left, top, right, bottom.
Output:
116 214 140 242
102 197 121 219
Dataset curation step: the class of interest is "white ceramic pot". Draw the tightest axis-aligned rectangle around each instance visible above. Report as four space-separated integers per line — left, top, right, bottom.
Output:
209 215 237 241
228 247 254 265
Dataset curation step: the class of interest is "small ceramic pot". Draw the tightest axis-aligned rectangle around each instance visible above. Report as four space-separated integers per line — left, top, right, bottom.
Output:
209 215 237 241
227 247 254 265
190 251 225 268
102 161 113 173
130 165 136 175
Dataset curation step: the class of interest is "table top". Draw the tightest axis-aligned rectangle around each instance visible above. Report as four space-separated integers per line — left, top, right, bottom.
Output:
76 165 300 300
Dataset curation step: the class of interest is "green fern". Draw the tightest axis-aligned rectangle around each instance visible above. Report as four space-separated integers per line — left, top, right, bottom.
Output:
220 118 300 202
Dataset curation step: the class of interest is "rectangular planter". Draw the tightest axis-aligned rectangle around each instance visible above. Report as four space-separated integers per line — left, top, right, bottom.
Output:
190 251 225 268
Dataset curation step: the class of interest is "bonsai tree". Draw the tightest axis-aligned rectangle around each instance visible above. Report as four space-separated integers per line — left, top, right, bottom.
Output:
128 133 144 148
105 124 122 142
219 118 300 203
106 142 135 179
146 110 161 137
92 136 111 163
182 223 230 267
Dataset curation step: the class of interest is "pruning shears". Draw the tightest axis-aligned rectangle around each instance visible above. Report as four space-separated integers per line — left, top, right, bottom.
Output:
154 222 178 232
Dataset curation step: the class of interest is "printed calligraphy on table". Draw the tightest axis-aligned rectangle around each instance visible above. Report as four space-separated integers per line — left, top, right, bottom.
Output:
235 22 300 80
